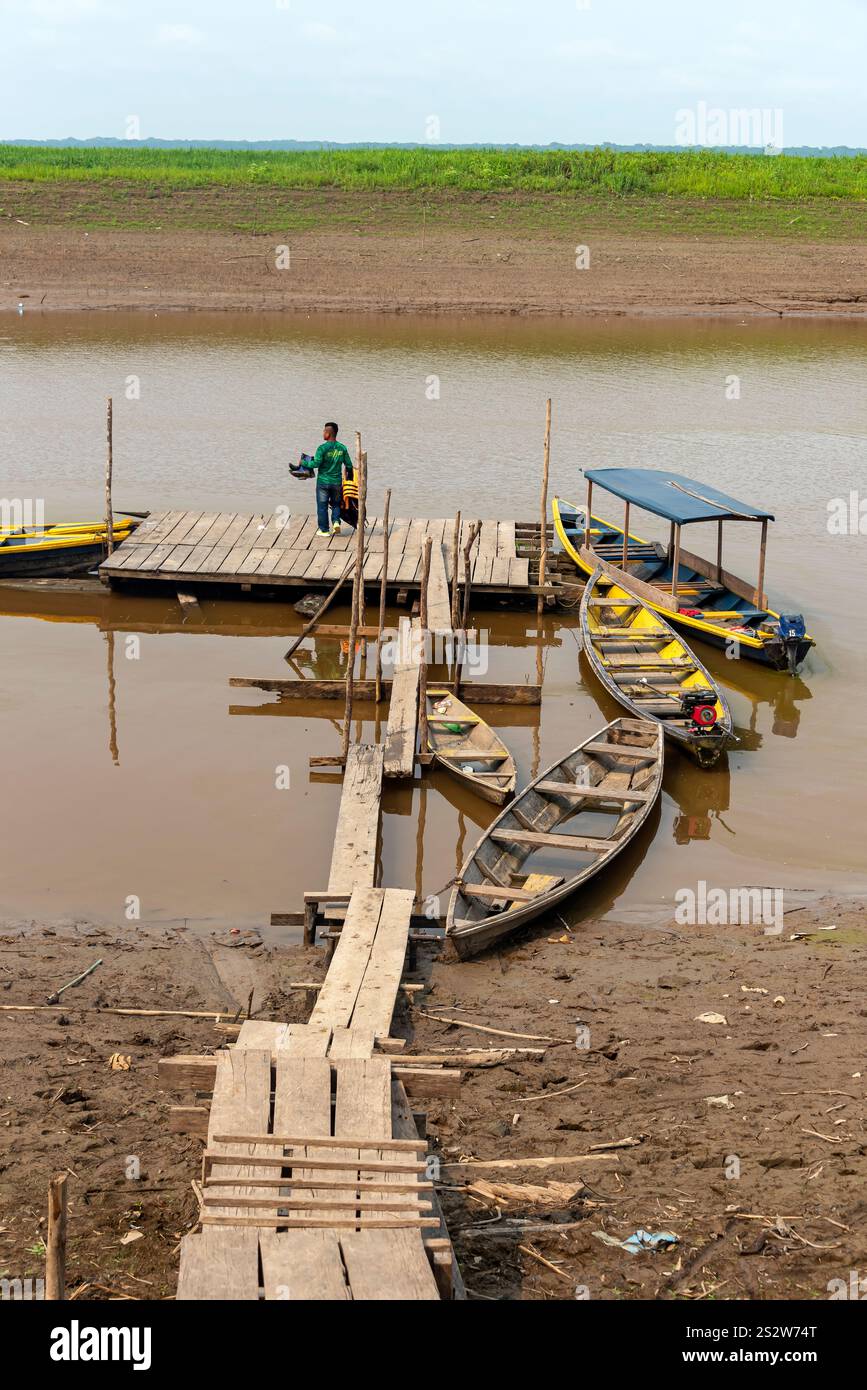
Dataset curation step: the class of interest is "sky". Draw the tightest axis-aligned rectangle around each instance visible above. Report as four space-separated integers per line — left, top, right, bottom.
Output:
1 0 865 147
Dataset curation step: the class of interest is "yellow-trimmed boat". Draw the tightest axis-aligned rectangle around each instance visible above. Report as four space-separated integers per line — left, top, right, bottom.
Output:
553 470 814 673
580 567 733 767
0 519 138 577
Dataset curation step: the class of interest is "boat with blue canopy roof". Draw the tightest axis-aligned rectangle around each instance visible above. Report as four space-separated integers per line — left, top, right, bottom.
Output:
553 468 814 672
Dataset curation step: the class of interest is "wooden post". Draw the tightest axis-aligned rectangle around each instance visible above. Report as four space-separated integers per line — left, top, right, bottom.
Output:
354 432 366 632
454 520 481 696
671 524 681 603
46 1173 68 1301
537 398 551 617
755 518 768 607
375 488 391 704
418 537 432 760
341 449 367 763
716 519 724 581
584 480 593 549
622 500 630 571
449 510 462 630
105 397 114 555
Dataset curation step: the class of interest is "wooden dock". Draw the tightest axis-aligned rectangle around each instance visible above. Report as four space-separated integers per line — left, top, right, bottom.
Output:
100 510 540 597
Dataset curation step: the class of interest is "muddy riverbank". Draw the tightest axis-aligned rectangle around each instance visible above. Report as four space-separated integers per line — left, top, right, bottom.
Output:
2 897 864 1301
2 187 866 317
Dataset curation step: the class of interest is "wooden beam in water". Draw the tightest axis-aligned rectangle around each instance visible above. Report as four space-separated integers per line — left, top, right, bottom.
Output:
230 677 542 705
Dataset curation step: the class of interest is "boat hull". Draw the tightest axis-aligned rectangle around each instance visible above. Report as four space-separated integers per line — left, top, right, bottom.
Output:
446 718 663 958
426 689 516 806
553 498 813 673
579 568 734 767
0 540 110 578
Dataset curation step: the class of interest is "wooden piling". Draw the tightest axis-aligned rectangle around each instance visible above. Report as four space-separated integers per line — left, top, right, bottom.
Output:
449 510 462 630
375 488 391 704
537 398 551 617
46 1173 68 1301
454 520 481 696
105 397 114 556
417 537 433 759
354 432 366 633
341 449 367 764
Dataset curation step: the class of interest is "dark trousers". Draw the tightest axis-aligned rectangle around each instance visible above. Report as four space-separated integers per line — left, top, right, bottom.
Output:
316 482 342 531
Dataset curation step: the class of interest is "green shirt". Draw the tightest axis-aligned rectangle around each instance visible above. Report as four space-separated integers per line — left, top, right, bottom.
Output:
312 439 352 487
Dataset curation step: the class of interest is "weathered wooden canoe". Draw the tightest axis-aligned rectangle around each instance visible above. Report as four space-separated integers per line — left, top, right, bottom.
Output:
446 718 663 958
426 689 516 805
580 567 734 767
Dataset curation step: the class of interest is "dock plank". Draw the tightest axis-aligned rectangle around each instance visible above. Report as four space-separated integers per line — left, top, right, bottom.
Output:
326 745 384 892
176 1048 271 1299
383 622 420 778
426 544 452 636
309 888 385 1030
337 1058 439 1300
351 889 414 1040
198 513 238 547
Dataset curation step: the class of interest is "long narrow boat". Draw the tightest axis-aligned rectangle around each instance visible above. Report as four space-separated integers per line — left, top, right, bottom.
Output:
580 567 733 767
0 519 138 578
426 688 516 805
446 718 663 958
553 469 814 672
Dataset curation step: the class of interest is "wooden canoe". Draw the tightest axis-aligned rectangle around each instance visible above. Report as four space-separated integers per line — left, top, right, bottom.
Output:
446 718 663 958
426 689 516 805
580 567 734 767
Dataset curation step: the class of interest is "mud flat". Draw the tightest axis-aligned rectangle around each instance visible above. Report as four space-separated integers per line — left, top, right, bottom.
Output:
2 896 864 1300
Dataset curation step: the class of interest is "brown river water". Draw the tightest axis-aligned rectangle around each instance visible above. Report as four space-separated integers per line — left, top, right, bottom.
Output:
1 312 865 932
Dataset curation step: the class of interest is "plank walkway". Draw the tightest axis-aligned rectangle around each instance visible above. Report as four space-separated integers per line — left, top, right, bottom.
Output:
176 887 442 1301
101 510 532 594
173 747 459 1300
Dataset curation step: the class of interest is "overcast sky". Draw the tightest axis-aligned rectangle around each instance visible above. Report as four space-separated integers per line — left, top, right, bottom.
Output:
2 0 864 146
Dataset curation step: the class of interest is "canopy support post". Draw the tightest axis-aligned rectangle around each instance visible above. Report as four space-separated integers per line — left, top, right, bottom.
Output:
671 524 681 604
716 520 723 581
622 501 630 569
755 518 768 608
584 480 593 549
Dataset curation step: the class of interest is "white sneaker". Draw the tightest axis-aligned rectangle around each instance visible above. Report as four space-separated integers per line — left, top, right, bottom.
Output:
331 522 341 534
316 529 331 537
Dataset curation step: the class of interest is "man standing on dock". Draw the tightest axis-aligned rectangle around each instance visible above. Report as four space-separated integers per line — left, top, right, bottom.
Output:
312 422 353 536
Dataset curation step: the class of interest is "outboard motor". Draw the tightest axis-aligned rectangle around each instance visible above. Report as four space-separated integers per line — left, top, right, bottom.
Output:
778 613 806 675
680 688 719 732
